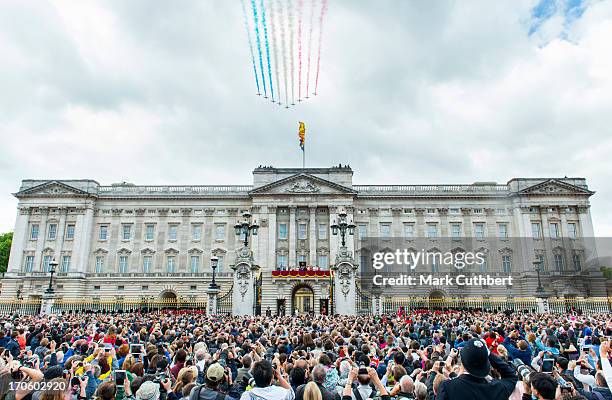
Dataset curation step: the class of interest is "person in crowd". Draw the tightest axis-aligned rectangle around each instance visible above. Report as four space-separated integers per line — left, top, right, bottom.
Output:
436 338 518 400
0 309 609 400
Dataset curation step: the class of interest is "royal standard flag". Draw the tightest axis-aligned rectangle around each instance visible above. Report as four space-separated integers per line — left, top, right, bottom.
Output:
298 122 306 150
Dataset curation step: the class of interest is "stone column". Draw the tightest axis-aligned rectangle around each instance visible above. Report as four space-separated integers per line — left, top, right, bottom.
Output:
329 207 339 264
73 206 94 274
289 206 297 268
40 291 56 315
267 206 277 270
232 247 259 315
346 207 355 257
206 286 220 315
251 207 260 265
309 206 317 266
8 207 30 273
332 259 357 315
34 207 49 271
56 208 67 271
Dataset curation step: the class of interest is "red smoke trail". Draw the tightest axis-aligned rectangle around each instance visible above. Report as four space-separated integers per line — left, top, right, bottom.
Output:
305 0 315 98
297 0 303 101
314 0 328 95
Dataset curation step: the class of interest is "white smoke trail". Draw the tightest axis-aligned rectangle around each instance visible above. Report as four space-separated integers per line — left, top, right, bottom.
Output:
268 0 281 104
278 0 289 107
288 0 295 105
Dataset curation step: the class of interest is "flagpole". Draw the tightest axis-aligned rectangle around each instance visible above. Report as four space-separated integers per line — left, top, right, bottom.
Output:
302 144 305 169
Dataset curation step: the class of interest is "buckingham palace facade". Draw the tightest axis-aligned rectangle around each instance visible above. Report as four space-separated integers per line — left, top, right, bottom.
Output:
2 165 608 314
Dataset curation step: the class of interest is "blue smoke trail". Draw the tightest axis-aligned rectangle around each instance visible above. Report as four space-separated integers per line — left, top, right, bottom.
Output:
241 0 260 94
260 0 275 102
251 0 268 97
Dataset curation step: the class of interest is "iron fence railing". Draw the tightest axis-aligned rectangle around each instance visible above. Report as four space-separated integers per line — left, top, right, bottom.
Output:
381 297 612 314
355 285 372 315
217 284 234 315
0 295 609 316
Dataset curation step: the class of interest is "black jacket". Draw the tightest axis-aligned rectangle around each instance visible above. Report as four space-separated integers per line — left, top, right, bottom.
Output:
436 354 518 400
295 382 338 400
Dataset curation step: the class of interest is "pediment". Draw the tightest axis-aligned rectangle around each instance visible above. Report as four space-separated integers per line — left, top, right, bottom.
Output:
518 179 594 196
14 181 93 198
249 173 356 195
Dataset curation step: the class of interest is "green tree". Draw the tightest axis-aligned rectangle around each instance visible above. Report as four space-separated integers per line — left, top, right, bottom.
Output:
0 232 12 274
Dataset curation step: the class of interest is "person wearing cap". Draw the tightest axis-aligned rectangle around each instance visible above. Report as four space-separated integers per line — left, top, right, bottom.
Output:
190 362 236 400
436 338 518 400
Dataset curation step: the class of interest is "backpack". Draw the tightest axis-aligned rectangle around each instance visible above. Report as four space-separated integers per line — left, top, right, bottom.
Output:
193 386 226 400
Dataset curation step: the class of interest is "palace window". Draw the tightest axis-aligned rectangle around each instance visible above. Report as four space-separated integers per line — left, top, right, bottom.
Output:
168 225 178 241
167 256 175 273
145 224 155 241
277 255 287 269
143 256 152 273
119 256 128 273
502 255 512 273
217 255 224 272
554 254 565 271
65 224 75 240
479 256 488 273
498 223 508 239
380 224 391 238
42 255 52 272
404 224 414 239
474 223 485 239
298 223 307 240
568 223 577 239
427 224 438 238
190 256 200 273
25 256 34 272
432 257 440 273
358 224 367 238
451 224 461 239
61 255 71 272
535 254 546 272
532 223 541 239
30 224 39 240
279 223 288 240
192 224 202 241
215 224 226 241
549 223 560 239
318 255 328 270
122 224 131 241
99 225 108 241
573 254 581 271
48 224 57 240
318 224 327 240
95 256 104 273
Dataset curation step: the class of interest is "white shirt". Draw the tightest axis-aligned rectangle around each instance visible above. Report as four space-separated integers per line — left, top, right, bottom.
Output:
240 386 294 400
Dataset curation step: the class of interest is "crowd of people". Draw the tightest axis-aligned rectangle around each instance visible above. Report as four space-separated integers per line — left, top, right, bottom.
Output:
0 309 610 400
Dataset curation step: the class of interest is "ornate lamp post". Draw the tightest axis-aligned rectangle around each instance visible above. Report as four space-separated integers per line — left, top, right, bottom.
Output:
533 258 544 295
234 212 259 248
210 256 219 289
330 209 356 247
46 258 58 294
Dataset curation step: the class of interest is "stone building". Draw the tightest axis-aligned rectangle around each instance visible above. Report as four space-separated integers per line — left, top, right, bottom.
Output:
2 165 607 314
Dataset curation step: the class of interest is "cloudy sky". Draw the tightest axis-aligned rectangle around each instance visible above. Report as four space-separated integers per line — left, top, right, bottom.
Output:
1 0 611 235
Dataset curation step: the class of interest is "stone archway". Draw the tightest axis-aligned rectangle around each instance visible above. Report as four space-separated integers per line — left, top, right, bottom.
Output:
428 289 445 310
159 290 178 308
291 283 315 315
